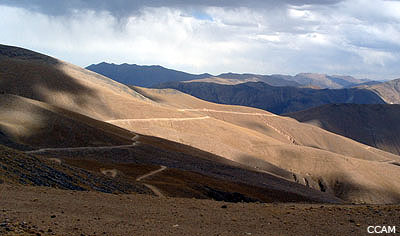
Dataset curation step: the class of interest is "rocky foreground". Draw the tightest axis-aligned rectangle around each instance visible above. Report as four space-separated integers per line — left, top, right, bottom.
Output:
1 185 400 236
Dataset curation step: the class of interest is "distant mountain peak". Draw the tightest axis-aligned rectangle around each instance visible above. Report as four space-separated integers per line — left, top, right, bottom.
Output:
87 61 379 89
86 62 210 87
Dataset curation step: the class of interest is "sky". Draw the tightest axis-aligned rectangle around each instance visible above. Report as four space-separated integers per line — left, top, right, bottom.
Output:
1 0 400 80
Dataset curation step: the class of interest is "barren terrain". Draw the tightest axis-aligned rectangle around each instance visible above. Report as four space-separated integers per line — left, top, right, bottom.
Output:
1 185 400 236
286 104 400 155
2 44 400 205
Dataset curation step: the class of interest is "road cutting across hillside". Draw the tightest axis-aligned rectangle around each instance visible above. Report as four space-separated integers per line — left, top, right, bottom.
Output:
25 135 140 154
177 108 279 116
106 116 210 122
136 165 167 197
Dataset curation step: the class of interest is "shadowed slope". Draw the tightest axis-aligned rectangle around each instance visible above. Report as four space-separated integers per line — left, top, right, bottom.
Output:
0 94 133 148
2 44 400 204
0 45 155 121
0 89 340 202
86 62 210 87
285 104 400 155
154 81 386 114
0 144 150 194
127 87 400 203
34 135 342 204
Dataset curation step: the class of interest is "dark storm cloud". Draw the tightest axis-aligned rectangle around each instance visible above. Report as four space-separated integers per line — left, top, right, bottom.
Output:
0 0 344 17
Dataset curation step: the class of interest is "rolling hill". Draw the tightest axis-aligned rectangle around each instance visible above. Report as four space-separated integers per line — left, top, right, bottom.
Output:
0 44 341 203
126 86 400 203
285 104 400 156
2 44 400 204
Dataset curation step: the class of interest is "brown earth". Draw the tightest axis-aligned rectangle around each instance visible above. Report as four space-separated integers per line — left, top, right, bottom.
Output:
0 94 134 149
0 144 151 194
1 185 400 236
126 87 400 204
33 140 340 204
1 44 400 204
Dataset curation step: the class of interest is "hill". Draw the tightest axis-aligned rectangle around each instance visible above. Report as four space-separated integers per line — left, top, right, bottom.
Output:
0 94 337 203
155 81 385 114
0 144 150 193
126 86 400 203
0 45 341 204
363 78 400 104
285 104 400 155
0 94 134 149
2 44 400 204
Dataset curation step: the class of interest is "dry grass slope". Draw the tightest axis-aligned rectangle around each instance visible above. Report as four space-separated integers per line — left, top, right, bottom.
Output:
1 44 400 204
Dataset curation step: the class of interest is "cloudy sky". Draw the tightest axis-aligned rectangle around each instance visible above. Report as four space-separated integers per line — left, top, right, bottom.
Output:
1 0 399 80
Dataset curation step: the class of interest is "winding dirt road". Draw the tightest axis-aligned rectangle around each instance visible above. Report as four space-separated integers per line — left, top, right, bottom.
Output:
177 108 280 117
136 165 167 197
25 144 136 154
106 117 210 123
25 135 140 154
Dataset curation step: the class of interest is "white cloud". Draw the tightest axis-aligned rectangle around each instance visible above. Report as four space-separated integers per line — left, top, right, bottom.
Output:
0 0 400 80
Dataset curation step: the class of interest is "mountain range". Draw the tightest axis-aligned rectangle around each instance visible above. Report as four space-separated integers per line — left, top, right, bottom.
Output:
88 62 397 114
0 44 340 203
2 44 400 206
87 62 379 89
154 81 387 114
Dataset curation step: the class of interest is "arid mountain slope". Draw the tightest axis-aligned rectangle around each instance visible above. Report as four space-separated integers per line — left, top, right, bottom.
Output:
363 78 400 104
0 94 134 149
0 46 340 203
0 96 338 203
0 144 150 193
2 44 400 204
125 87 400 203
155 81 386 114
285 104 400 155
